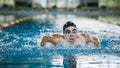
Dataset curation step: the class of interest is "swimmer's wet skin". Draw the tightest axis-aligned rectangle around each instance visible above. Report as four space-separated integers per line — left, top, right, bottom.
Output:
40 21 100 48
40 34 63 46
40 34 100 48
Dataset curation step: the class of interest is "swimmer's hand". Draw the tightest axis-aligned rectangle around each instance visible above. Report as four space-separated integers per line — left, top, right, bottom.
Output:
40 35 51 46
92 36 100 48
40 34 62 46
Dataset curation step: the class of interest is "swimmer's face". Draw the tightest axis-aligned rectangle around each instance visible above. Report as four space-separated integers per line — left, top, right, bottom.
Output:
63 26 78 44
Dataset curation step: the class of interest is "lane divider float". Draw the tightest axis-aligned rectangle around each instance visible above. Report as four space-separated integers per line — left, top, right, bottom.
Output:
78 15 120 26
0 15 34 28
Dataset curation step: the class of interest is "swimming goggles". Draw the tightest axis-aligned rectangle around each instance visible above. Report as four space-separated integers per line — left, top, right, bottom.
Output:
65 29 77 34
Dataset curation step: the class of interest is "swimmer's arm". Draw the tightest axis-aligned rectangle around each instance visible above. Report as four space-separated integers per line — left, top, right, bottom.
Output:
40 34 63 46
80 34 100 48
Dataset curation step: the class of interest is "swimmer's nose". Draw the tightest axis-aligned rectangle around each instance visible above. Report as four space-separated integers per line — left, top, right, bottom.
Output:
70 33 74 37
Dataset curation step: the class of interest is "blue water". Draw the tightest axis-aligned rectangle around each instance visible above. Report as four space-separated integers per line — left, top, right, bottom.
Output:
0 13 120 68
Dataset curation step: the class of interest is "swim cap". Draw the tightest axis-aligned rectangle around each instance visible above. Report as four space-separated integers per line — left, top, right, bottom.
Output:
63 21 77 31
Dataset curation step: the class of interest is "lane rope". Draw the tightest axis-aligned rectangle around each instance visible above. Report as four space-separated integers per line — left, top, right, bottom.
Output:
0 15 34 28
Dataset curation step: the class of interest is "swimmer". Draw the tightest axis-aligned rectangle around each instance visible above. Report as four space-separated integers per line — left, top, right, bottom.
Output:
40 21 100 48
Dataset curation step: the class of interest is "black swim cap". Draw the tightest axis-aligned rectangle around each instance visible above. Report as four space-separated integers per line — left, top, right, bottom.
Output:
63 21 77 31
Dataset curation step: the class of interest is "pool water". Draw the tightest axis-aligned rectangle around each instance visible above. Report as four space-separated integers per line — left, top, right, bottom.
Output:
0 13 120 68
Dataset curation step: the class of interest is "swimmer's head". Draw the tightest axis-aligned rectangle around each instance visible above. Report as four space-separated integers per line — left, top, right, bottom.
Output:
63 21 78 44
63 21 77 32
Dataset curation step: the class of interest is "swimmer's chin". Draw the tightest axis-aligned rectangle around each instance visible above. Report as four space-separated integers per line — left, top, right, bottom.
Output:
69 41 75 44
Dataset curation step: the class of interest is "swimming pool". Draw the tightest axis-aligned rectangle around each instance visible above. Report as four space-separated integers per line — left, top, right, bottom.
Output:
0 13 120 68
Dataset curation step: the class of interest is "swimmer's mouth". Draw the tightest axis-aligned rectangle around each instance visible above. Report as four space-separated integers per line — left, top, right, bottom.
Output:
70 38 74 41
